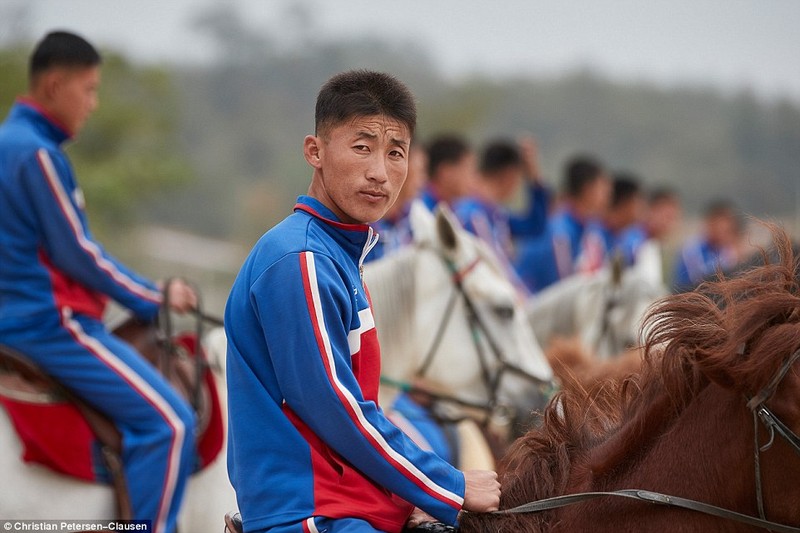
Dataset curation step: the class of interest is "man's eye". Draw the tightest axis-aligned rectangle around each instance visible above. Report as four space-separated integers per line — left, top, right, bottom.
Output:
354 145 369 152
389 150 405 159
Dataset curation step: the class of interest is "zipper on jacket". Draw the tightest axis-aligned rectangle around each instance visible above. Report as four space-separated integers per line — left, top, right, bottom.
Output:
359 227 379 280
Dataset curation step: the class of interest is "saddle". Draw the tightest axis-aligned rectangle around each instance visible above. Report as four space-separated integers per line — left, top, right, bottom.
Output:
0 316 224 520
222 513 457 533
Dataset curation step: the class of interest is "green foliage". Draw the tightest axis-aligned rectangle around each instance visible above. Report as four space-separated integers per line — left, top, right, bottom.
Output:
68 52 193 236
0 46 27 105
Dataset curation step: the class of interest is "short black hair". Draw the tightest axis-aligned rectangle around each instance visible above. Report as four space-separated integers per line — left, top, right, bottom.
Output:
704 198 743 233
30 31 101 80
480 139 522 176
704 198 737 219
315 70 416 138
610 172 642 208
563 154 605 197
648 186 679 206
426 134 471 179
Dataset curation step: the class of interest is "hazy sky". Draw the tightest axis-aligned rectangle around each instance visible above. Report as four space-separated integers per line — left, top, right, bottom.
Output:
22 0 800 103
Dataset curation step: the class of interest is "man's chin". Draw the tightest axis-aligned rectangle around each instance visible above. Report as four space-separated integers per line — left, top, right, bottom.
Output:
350 206 390 225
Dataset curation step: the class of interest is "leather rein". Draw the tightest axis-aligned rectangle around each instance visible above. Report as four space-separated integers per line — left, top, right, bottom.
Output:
487 347 800 531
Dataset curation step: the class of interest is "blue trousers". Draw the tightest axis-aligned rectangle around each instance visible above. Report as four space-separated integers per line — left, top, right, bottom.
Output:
0 309 196 533
264 516 386 533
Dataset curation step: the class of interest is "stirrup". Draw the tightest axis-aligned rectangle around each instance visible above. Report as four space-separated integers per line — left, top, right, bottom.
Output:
223 512 243 533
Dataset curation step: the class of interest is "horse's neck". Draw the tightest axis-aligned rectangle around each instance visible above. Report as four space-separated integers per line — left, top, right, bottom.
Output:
560 384 755 529
529 274 598 341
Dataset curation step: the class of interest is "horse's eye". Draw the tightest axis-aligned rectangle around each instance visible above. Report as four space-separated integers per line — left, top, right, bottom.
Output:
493 304 515 320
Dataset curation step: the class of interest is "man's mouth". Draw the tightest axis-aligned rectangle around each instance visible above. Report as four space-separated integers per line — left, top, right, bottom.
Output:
360 190 388 200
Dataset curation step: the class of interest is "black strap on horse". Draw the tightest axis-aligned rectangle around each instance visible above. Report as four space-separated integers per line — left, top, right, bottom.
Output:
488 348 800 532
490 489 800 533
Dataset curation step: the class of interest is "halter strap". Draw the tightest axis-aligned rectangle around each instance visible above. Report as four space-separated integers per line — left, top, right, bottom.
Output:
451 257 482 285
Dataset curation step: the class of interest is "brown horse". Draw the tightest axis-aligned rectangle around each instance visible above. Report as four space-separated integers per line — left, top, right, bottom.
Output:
461 227 800 532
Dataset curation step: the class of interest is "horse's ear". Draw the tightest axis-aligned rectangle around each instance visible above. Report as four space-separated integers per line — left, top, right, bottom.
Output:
434 203 462 254
409 199 436 246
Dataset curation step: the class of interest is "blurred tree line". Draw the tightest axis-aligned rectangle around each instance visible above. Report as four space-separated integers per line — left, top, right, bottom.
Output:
2 2 799 248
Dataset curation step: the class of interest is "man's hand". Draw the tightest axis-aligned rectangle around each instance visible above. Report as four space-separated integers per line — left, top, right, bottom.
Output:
406 507 437 529
161 278 198 313
462 469 501 512
518 135 542 185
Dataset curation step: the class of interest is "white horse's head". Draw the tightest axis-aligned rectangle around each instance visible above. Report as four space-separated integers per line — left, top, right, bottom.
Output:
527 260 666 359
366 201 553 430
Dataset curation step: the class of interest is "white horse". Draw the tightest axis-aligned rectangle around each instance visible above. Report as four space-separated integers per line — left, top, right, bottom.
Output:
526 254 667 360
0 326 236 532
365 202 554 448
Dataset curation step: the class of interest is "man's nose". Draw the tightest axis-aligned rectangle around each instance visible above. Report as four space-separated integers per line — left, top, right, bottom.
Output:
367 155 389 183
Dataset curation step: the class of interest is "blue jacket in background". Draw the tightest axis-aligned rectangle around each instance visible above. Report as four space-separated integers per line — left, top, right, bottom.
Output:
672 236 736 292
515 207 598 293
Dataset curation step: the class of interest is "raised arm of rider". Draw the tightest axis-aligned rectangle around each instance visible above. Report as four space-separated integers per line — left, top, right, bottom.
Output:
519 135 543 185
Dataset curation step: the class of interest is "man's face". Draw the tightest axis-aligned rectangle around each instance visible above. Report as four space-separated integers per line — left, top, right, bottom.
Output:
617 194 646 227
493 165 524 202
305 114 411 224
46 66 100 135
707 212 739 248
648 199 681 239
583 174 612 217
450 152 479 198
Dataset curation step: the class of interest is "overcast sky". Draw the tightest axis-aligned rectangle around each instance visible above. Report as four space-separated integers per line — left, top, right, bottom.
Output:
21 0 800 103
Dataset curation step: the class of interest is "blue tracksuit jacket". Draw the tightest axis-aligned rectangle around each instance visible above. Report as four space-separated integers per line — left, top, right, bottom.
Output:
672 236 737 292
225 196 465 533
0 99 194 533
515 207 600 293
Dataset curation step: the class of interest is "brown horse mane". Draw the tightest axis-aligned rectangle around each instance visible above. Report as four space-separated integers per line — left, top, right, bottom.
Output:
461 225 800 532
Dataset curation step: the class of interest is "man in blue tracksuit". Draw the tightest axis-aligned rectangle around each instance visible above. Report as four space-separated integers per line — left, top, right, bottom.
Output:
225 70 500 533
672 199 741 292
515 154 611 293
454 137 551 294
0 32 197 533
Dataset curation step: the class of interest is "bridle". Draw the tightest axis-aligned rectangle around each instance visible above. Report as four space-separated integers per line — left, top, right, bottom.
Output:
381 249 556 428
489 347 800 532
748 347 800 524
592 254 634 357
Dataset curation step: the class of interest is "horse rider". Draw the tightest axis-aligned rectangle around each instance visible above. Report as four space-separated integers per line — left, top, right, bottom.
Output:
224 70 501 533
515 154 611 293
0 31 197 533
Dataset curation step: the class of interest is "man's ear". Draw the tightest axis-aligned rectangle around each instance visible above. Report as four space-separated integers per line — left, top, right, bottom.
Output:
32 70 60 101
303 135 322 169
